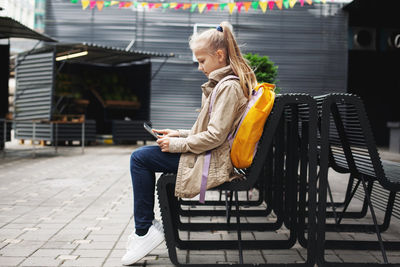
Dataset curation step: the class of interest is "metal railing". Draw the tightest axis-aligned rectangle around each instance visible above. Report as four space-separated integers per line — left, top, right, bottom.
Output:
1 116 86 157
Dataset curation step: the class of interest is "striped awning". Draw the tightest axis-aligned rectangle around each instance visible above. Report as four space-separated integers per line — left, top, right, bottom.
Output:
0 16 56 42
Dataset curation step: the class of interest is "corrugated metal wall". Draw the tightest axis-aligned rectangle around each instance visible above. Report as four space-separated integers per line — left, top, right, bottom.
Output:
14 51 54 140
45 0 348 129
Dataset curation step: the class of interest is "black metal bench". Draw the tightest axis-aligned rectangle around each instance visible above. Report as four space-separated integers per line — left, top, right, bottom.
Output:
156 94 318 266
315 93 400 266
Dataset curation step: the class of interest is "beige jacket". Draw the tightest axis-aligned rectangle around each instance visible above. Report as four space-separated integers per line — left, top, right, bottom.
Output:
169 65 248 198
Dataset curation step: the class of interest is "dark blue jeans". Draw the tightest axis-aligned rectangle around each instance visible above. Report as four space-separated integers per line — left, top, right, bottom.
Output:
130 145 180 230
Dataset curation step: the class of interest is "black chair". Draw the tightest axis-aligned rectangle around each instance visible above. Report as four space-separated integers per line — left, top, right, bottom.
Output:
315 93 400 266
156 94 318 266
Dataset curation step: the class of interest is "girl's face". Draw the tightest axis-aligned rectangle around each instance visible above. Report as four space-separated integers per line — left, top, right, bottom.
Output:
193 47 227 77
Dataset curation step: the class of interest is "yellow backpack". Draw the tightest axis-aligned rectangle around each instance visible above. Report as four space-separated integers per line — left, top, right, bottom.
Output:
229 81 276 169
200 77 275 202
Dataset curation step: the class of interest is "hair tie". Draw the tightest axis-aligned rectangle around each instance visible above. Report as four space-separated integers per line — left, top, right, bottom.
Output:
216 26 223 33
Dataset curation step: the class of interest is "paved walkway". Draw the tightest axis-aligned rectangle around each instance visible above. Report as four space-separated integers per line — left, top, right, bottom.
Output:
0 144 400 266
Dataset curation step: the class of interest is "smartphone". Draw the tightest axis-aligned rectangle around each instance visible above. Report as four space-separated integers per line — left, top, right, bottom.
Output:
143 123 159 139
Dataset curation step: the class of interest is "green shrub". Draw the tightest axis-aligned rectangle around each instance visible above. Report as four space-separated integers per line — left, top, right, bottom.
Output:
244 53 279 92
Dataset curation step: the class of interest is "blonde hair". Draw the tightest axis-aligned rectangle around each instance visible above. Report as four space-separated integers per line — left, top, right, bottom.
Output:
189 21 257 99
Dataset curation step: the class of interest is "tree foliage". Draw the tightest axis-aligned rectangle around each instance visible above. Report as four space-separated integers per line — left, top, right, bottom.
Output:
244 53 278 86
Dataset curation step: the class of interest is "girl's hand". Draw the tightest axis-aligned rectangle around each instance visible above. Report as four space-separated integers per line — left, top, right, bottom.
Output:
156 136 170 152
153 129 179 138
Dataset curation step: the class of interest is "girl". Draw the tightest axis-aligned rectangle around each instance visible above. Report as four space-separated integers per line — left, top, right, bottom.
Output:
122 21 257 265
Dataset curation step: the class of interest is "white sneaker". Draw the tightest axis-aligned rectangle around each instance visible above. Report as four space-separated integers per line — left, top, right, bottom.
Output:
122 220 165 265
125 219 163 249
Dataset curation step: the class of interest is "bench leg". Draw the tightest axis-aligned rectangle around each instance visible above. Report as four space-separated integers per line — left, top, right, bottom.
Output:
157 174 181 266
234 190 243 264
360 175 388 264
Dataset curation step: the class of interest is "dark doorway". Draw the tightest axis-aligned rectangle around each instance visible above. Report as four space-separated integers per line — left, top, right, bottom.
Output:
348 50 400 146
55 61 151 134
345 0 400 147
0 44 9 118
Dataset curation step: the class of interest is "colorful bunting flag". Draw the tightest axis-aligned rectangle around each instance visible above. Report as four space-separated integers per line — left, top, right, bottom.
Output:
71 0 324 14
259 1 267 13
190 3 198 12
198 3 206 13
236 2 243 12
268 1 274 10
89 0 95 9
81 0 89 9
228 2 235 14
275 0 283 9
243 2 252 12
283 0 289 8
96 1 104 10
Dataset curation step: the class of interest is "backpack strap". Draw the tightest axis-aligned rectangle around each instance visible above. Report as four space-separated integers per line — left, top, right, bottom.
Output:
199 75 239 204
208 75 240 117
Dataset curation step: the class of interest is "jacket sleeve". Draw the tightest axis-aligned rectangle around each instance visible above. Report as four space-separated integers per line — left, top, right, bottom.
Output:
169 82 243 154
177 129 190 138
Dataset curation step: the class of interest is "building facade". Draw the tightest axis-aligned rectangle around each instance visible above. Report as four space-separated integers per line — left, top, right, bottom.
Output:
45 0 349 130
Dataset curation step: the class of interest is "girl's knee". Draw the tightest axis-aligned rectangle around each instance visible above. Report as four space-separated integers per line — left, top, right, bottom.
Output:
130 147 145 164
130 146 158 165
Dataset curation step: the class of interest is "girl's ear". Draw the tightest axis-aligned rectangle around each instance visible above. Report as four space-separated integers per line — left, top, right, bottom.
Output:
216 49 226 63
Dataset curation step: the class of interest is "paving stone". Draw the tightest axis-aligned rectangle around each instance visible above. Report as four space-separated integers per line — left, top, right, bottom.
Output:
31 248 72 257
73 249 110 258
337 252 379 263
0 247 37 257
262 249 302 255
0 256 25 266
102 257 126 267
19 256 61 267
226 250 266 264
75 241 114 249
384 256 400 263
264 254 305 263
2 239 22 244
145 256 175 266
188 253 225 264
1 146 400 266
41 241 78 250
107 249 125 258
323 253 343 262
57 254 79 260
252 231 289 240
87 234 119 242
19 231 55 241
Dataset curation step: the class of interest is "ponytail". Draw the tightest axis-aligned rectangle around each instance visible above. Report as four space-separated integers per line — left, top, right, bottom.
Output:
220 21 257 99
189 21 257 99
